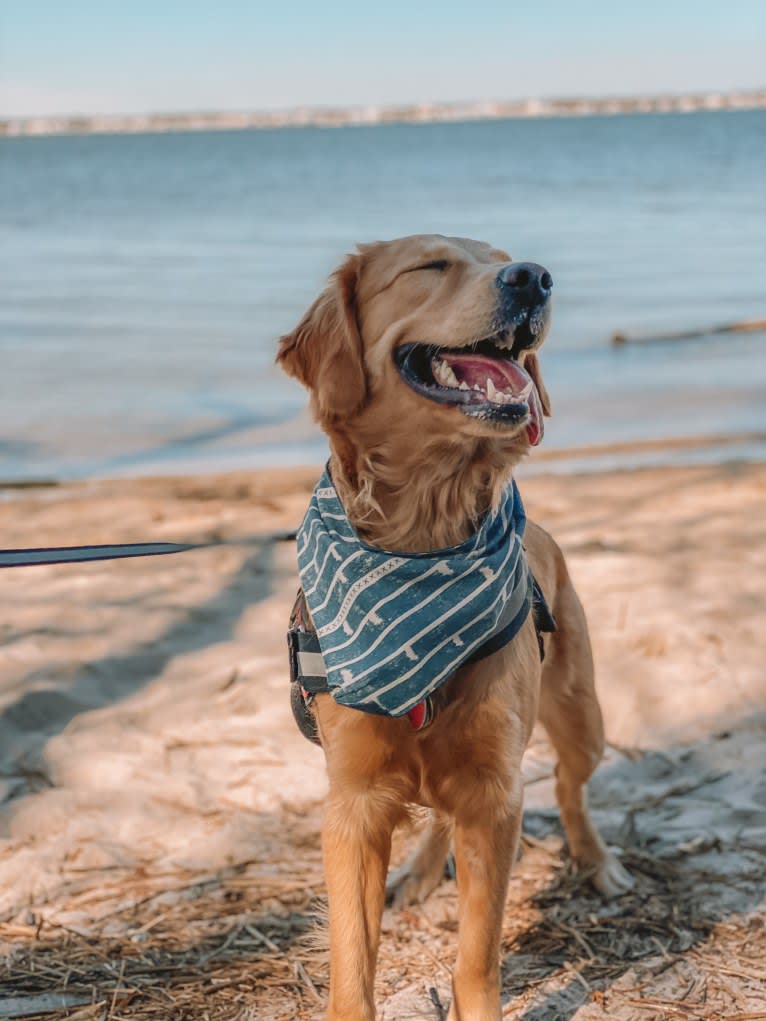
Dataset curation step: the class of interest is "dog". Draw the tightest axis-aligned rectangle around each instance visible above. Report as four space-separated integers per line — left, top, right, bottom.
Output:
277 235 632 1021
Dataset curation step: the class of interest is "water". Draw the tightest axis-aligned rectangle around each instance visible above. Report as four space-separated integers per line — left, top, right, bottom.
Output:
2 110 765 481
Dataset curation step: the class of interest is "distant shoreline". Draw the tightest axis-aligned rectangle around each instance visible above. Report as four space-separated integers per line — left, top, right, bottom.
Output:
2 87 765 138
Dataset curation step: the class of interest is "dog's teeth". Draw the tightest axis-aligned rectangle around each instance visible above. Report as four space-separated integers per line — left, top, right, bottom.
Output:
432 357 459 387
459 381 469 390
487 378 508 404
519 380 534 400
473 383 482 392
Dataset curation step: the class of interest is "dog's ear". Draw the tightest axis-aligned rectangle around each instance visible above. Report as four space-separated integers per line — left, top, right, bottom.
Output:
277 255 367 422
524 352 552 416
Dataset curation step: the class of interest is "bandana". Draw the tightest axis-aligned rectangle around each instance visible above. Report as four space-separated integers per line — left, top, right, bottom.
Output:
296 467 532 718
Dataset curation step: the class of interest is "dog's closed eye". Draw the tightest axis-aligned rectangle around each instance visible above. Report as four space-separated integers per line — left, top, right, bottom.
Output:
410 260 450 273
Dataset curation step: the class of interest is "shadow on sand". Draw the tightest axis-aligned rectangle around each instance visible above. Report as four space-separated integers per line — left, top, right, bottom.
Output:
0 536 276 806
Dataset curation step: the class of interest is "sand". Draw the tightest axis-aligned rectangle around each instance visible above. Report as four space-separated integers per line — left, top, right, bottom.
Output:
0 461 764 1019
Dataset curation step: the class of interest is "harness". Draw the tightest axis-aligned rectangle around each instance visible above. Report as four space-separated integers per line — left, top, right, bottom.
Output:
288 574 556 746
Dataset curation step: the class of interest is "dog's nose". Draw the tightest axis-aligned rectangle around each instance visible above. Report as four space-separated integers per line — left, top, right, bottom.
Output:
497 262 553 306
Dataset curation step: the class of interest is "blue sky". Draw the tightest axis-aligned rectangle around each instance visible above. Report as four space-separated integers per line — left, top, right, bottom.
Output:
1 1 765 118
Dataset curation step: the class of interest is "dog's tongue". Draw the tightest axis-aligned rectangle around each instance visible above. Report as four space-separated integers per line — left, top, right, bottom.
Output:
439 352 544 445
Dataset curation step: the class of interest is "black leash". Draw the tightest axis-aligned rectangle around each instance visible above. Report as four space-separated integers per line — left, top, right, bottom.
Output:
0 542 198 568
0 532 298 569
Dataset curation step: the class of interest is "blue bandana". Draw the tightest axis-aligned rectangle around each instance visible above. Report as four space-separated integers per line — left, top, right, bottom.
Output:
296 467 532 718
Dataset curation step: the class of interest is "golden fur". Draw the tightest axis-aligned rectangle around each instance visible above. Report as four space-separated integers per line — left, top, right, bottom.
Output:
278 235 632 1021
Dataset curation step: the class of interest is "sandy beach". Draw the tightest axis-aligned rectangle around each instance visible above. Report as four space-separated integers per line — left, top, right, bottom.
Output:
0 460 764 1020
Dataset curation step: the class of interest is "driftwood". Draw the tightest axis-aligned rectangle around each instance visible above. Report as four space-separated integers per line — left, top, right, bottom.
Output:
611 317 766 346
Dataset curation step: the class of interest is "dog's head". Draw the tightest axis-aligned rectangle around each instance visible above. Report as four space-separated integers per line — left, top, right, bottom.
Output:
277 235 552 457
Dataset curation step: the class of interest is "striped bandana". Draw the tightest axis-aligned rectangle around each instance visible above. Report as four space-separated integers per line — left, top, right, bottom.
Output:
296 466 532 718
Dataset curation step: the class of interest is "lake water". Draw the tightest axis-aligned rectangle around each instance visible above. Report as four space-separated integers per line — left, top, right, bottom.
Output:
2 110 765 482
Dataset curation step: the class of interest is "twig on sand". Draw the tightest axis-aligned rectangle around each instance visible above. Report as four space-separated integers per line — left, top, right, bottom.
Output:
246 924 280 953
416 938 453 978
625 771 730 815
557 921 596 960
611 317 766 345
293 961 322 1003
622 996 702 1015
107 959 126 1020
692 958 766 984
562 960 591 994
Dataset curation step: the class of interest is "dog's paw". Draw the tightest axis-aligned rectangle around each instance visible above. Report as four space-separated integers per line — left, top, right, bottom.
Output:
385 858 449 909
592 852 635 899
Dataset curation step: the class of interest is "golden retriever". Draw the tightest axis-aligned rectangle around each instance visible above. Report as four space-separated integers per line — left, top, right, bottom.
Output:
277 235 632 1021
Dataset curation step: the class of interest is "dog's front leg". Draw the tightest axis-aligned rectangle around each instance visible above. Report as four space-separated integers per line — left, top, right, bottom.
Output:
317 701 408 1020
323 790 398 1020
448 778 522 1021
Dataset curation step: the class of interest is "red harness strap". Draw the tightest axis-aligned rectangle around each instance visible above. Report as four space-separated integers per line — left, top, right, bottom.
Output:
405 698 432 731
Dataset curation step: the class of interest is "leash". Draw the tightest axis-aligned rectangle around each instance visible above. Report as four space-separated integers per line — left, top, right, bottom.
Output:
0 542 199 568
0 532 298 569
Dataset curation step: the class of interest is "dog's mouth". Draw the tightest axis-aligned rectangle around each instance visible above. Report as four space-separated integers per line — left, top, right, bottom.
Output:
393 332 544 445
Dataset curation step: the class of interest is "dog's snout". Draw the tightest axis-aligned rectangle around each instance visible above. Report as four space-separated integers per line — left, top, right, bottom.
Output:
497 262 553 306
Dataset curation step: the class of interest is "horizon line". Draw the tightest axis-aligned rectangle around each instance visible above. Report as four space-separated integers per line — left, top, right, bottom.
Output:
2 86 765 139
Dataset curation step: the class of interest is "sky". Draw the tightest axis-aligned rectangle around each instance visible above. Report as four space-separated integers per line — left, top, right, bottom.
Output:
1 1 765 119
